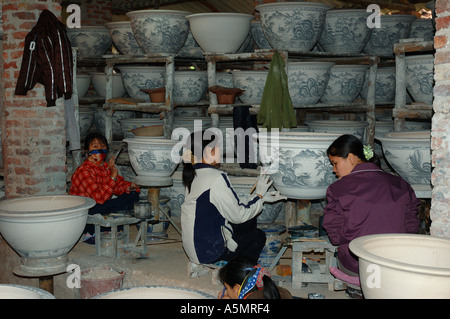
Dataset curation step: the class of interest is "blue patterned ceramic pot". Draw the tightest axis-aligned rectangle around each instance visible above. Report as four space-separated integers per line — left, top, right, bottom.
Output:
187 13 253 54
95 108 135 138
409 18 435 41
377 130 431 186
178 30 203 57
118 117 163 139
405 54 434 104
250 20 272 50
90 72 125 98
320 64 368 103
171 71 208 103
79 107 96 139
104 21 144 56
258 224 286 267
363 15 415 57
319 9 372 54
126 10 190 54
231 70 268 104
174 106 203 117
216 72 234 88
117 65 165 101
288 62 334 105
256 2 330 51
67 26 111 58
306 120 368 141
360 67 396 104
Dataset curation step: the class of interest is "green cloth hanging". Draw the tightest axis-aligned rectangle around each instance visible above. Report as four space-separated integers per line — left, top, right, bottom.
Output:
257 50 297 131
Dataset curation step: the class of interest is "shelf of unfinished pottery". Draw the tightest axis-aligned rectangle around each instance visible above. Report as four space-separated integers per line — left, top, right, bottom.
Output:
392 39 434 132
204 49 380 147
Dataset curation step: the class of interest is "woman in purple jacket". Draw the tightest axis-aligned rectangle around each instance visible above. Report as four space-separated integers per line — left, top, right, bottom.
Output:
323 134 420 275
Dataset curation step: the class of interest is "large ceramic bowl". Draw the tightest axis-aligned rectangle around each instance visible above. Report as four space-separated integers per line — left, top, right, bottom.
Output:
255 132 341 199
256 2 330 51
104 21 144 56
117 65 165 101
90 72 125 98
231 70 268 104
318 9 372 54
363 15 416 57
360 67 396 104
349 234 450 299
79 107 97 138
126 10 190 54
94 285 214 299
288 62 334 105
250 20 272 50
320 64 368 103
377 130 431 186
172 117 212 135
178 30 203 57
76 74 91 98
405 54 434 104
67 26 111 58
0 284 55 299
0 195 95 274
187 13 253 54
216 72 234 88
172 71 208 103
409 18 435 41
94 108 135 138
306 120 368 141
118 117 163 139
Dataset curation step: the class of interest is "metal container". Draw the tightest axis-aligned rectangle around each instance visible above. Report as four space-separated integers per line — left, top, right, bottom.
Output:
133 200 152 219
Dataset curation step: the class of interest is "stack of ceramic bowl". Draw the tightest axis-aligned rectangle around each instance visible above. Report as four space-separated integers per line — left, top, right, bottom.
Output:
105 21 144 55
67 26 112 58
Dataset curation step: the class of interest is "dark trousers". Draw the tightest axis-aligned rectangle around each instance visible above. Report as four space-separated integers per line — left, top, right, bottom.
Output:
83 191 140 235
214 217 266 265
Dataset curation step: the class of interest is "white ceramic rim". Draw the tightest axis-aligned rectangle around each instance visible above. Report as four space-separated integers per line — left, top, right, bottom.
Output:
124 137 178 145
256 2 331 11
349 234 450 276
288 61 335 67
377 130 430 142
126 9 191 16
93 285 215 299
331 64 369 70
405 54 435 61
306 120 368 127
90 72 121 77
255 131 341 142
68 25 108 30
186 12 254 20
117 65 165 71
0 195 96 218
0 284 55 299
104 21 131 27
326 9 371 14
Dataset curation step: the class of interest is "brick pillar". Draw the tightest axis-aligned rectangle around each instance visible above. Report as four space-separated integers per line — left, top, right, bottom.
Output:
431 0 450 238
2 1 67 198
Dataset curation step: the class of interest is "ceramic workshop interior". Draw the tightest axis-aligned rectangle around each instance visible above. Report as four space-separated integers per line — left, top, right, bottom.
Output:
0 0 449 300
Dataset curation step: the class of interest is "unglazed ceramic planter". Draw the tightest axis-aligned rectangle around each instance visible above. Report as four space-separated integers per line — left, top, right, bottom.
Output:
363 15 415 57
320 64 368 104
94 285 214 299
0 195 95 275
91 72 126 98
79 107 97 138
288 62 334 106
256 2 330 51
231 70 268 104
126 10 190 54
349 234 450 299
360 67 396 104
172 71 208 103
104 21 144 56
76 74 91 98
409 18 435 41
255 132 341 199
118 117 163 139
377 130 431 186
117 65 165 101
187 13 253 54
405 54 434 104
250 20 272 50
67 26 111 58
0 284 55 299
318 9 372 54
306 120 368 141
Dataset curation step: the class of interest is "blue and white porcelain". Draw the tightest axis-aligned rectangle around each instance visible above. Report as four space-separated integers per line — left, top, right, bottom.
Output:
231 70 268 104
173 117 212 134
256 2 330 52
216 72 234 88
405 54 434 104
288 62 334 106
126 10 190 54
94 108 135 138
258 223 286 267
320 64 368 104
377 131 431 186
236 32 254 53
117 65 165 101
178 30 204 57
318 9 372 54
67 26 111 58
360 67 396 104
250 20 272 50
306 120 368 141
118 117 163 139
409 18 435 41
187 13 254 54
255 132 341 200
174 106 203 117
90 72 125 98
363 15 415 57
104 21 144 56
171 71 208 103
79 107 96 139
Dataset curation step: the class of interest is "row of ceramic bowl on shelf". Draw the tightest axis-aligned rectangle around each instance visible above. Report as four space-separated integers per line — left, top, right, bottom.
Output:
67 3 435 59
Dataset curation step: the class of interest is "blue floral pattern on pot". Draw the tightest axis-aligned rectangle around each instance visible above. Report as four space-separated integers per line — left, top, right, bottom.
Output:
67 26 111 58
126 10 190 54
360 67 396 104
409 18 435 41
105 21 144 56
405 54 434 104
117 66 165 101
320 65 368 103
256 2 330 51
172 71 208 103
232 70 268 104
251 20 272 50
318 9 372 54
258 224 286 267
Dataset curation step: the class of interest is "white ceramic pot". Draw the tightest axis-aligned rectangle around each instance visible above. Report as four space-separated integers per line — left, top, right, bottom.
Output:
405 54 434 104
118 117 163 139
94 108 135 138
255 132 341 199
349 233 450 299
187 12 253 54
172 71 208 103
0 284 55 299
104 21 144 56
250 20 272 50
94 285 214 299
288 62 335 106
126 10 190 54
363 15 415 57
67 26 111 58
377 130 431 186
306 120 368 141
79 107 97 138
318 9 372 54
256 2 330 51
320 64 368 104
360 67 396 104
117 65 165 101
409 18 435 41
90 72 126 98
0 195 95 273
76 74 91 98
231 70 268 104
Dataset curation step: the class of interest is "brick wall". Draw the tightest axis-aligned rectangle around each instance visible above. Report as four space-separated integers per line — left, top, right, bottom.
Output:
2 1 67 197
80 0 111 26
431 0 450 238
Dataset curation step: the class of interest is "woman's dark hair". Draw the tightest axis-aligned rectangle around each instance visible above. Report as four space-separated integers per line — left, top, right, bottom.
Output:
182 130 218 193
218 256 281 299
327 134 380 167
84 132 109 152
